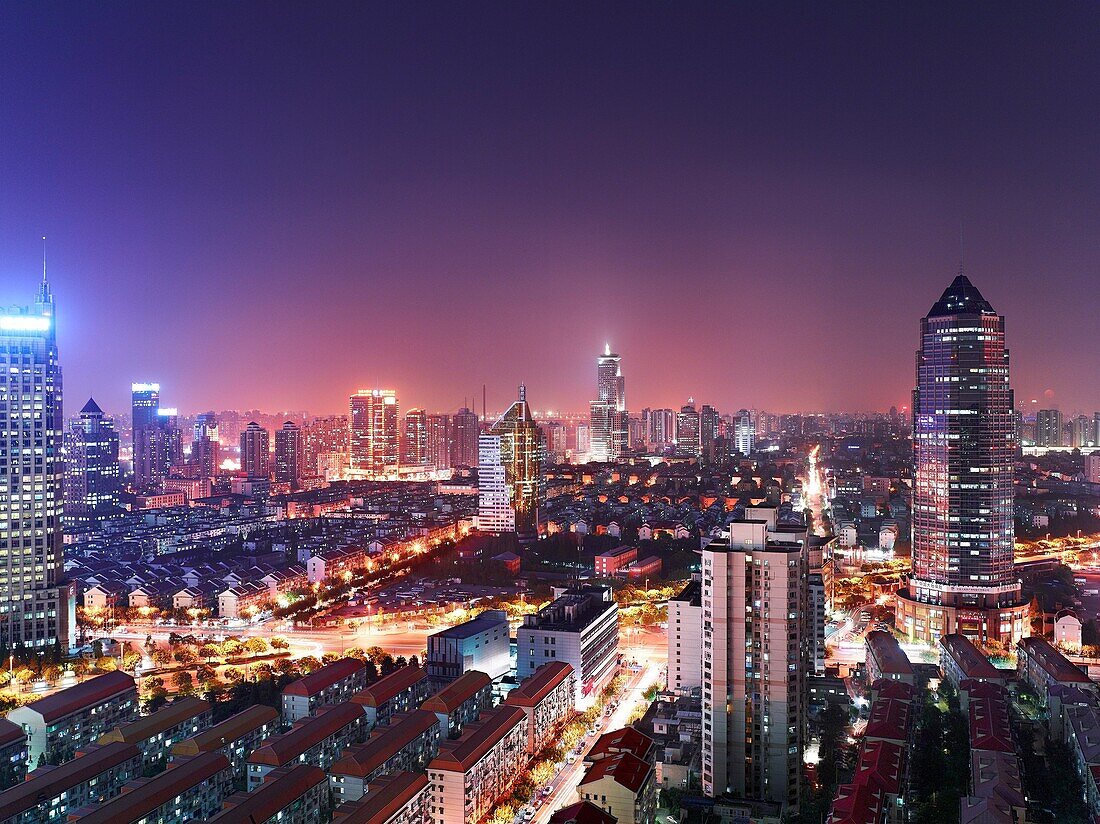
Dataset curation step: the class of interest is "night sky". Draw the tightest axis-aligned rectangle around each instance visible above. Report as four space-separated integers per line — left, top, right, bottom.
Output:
2 3 1098 417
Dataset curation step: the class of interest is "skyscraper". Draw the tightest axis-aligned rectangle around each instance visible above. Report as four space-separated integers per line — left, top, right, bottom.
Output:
425 413 451 470
699 404 719 463
734 409 755 456
588 344 628 462
0 271 74 648
274 421 303 487
700 507 808 811
478 385 544 544
131 383 161 488
676 402 700 457
896 274 1028 644
402 408 428 467
450 406 480 467
239 421 270 479
64 398 121 530
304 415 349 477
651 408 675 448
191 412 220 480
1036 409 1064 447
349 389 399 476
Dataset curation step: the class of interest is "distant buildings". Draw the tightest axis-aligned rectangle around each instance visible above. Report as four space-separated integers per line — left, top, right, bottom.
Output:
1036 408 1064 447
426 413 451 470
64 398 121 529
589 345 628 463
191 412 220 480
450 407 479 468
131 382 163 488
477 386 544 544
402 409 428 467
303 415 349 477
274 421 304 487
350 390 399 476
733 409 754 456
240 421 270 479
675 403 699 457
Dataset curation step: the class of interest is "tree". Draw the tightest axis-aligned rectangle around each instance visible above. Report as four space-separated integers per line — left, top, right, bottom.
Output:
95 656 118 672
222 667 245 685
270 637 290 651
198 644 220 662
196 665 218 686
298 656 322 673
243 638 268 655
174 648 197 666
151 647 172 667
172 671 195 695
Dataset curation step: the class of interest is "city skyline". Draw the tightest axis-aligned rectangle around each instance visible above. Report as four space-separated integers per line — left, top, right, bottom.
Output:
3 4 1099 415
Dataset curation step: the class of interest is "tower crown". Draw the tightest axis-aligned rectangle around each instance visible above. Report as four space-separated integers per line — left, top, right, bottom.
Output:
927 273 995 316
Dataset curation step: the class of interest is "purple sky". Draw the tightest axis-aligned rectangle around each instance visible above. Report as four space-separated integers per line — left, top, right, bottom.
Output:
1 3 1098 417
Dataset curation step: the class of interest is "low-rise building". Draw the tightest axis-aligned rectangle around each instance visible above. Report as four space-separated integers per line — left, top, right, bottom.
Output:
209 764 328 824
282 658 372 722
354 667 432 729
938 634 1008 689
0 742 141 824
548 802 618 824
67 751 234 823
421 672 492 739
7 672 138 765
505 662 576 755
172 705 280 780
247 703 368 789
577 751 656 824
0 721 28 790
332 771 431 824
425 611 511 683
427 706 528 824
1017 636 1095 701
1065 704 1100 818
586 728 657 767
329 709 443 804
595 546 637 578
864 631 914 685
97 696 211 771
666 581 701 691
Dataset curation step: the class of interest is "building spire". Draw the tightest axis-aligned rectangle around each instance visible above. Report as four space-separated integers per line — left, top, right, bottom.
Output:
37 236 53 307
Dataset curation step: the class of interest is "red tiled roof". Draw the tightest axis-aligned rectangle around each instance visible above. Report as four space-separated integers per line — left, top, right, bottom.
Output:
331 772 429 824
0 719 25 749
853 740 904 795
421 671 491 715
330 710 439 778
586 727 656 762
209 764 326 822
1019 637 1092 684
22 672 135 723
248 703 363 767
172 705 278 757
283 658 366 697
0 742 139 820
428 707 526 773
939 634 1004 681
869 680 915 702
97 696 210 745
549 801 618 824
578 752 652 794
505 663 574 708
353 667 426 708
969 689 1014 754
829 781 884 824
865 631 914 677
863 698 910 745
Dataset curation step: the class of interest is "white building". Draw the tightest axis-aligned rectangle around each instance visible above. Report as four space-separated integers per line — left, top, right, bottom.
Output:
667 581 702 691
425 610 512 683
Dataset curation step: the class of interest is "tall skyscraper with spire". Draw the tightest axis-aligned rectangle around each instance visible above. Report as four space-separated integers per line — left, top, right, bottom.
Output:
478 385 544 544
896 273 1029 644
0 260 74 649
588 344 628 462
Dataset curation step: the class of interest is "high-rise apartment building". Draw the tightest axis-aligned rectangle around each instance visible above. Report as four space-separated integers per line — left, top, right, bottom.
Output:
543 421 566 463
1070 414 1092 448
64 398 121 529
349 390 398 476
895 274 1028 644
402 409 428 467
700 508 808 811
131 383 161 489
676 403 700 457
0 273 74 648
651 409 675 448
1036 409 1063 447
699 404 719 463
303 415 349 477
274 421 303 487
450 407 479 467
239 422 270 479
734 409 755 456
589 345 628 462
478 386 544 544
426 413 451 470
191 413 220 480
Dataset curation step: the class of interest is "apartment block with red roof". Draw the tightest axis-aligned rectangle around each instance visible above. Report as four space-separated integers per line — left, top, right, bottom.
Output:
247 703 368 789
1017 636 1095 702
0 720 28 790
576 750 656 824
354 667 433 730
421 671 492 739
938 634 1009 689
210 763 328 824
332 771 431 824
549 801 617 824
172 704 279 780
504 662 576 755
329 709 443 804
585 728 657 768
96 696 211 771
282 658 372 722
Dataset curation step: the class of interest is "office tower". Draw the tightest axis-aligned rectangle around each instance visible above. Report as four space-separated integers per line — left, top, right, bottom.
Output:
640 408 653 448
1036 409 1064 447
628 415 645 450
734 409 755 455
349 389 398 476
543 421 566 463
63 398 121 529
676 402 700 457
575 422 590 455
699 404 719 463
239 421 270 479
451 406 480 467
131 383 161 488
896 274 1028 644
588 344 628 462
304 415 349 476
402 409 428 467
191 412 220 480
651 408 675 447
478 385 544 544
274 421 303 487
157 408 184 470
1094 413 1100 450
0 272 73 648
700 507 808 811
426 413 451 470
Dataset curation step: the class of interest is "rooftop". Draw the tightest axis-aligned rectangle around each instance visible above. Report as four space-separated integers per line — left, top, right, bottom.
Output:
209 764 327 822
421 671 491 715
578 751 652 794
939 634 1004 681
586 727 656 762
249 703 363 767
331 772 429 824
0 742 139 820
928 273 997 317
865 631 914 677
1019 636 1092 684
353 666 426 708
429 610 508 640
330 710 440 778
669 579 701 607
172 705 278 757
283 658 366 697
18 671 136 724
429 706 526 773
97 696 210 746
548 801 618 824
505 663 574 708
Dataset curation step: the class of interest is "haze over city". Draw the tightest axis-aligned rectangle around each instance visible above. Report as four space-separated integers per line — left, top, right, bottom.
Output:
2 3 1099 415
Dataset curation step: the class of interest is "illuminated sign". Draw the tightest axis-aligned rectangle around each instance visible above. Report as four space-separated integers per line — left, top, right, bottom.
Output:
131 383 161 392
0 315 50 332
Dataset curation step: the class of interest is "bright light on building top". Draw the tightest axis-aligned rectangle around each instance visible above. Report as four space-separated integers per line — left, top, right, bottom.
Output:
0 315 51 332
132 383 161 392
157 408 178 416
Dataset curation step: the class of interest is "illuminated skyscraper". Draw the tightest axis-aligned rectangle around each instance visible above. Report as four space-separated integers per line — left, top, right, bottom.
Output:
274 421 303 487
699 404 719 462
0 271 74 648
478 385 544 544
64 398 121 529
191 412 220 480
402 408 428 467
239 421 270 479
896 274 1028 644
131 382 161 488
676 402 700 457
651 408 675 447
1036 409 1064 447
426 413 451 470
349 389 398 476
588 345 628 462
734 409 754 455
450 406 479 467
304 415 349 476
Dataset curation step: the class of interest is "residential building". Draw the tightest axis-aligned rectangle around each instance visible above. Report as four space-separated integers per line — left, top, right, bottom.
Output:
586 728 657 767
8 672 138 765
450 408 479 468
427 706 528 824
549 802 617 824
864 631 915 685
938 634 1009 689
402 409 428 467
675 404 699 458
667 581 702 691
171 705 279 780
421 672 493 738
63 398 120 530
577 752 656 824
595 546 637 578
1017 636 1095 700
896 274 1029 644
477 386 544 544
353 667 433 729
505 662 576 754
131 383 163 489
191 413 220 481
1036 409 1064 447
0 276 74 649
247 703 368 789
350 390 399 476
304 415 350 477
426 611 511 683
589 345 628 463
700 508 809 813
517 585 619 708
282 658 372 723
96 696 212 771
274 421 304 487
209 764 328 824
0 721 27 790
329 710 443 804
331 771 430 824
733 409 754 456
425 414 451 470
239 422 270 479
699 405 719 463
